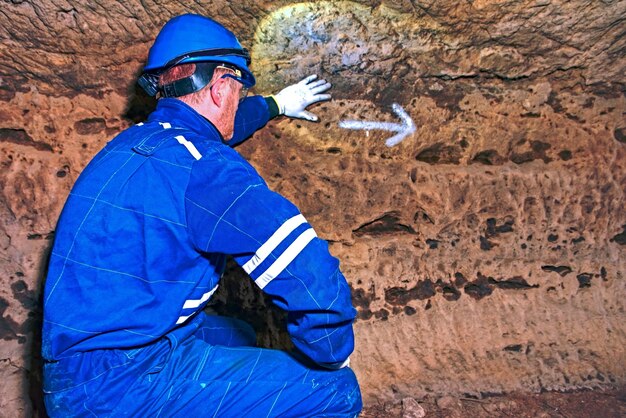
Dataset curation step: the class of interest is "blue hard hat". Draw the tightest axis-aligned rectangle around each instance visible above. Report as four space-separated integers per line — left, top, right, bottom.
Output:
139 14 255 95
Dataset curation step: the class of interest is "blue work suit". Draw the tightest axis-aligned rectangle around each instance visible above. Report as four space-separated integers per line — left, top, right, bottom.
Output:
42 97 361 417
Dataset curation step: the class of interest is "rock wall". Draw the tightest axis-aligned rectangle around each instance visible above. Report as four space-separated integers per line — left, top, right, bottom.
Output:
0 1 624 416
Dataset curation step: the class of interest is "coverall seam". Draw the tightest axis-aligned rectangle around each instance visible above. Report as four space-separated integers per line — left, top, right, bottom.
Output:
265 381 288 418
68 191 187 227
185 194 264 247
214 145 255 176
44 152 137 304
211 381 232 418
192 345 213 381
44 360 133 394
205 184 258 249
49 252 197 285
245 350 262 383
82 384 98 418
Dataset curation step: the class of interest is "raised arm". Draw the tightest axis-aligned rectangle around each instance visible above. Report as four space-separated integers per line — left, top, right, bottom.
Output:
229 75 332 146
185 148 356 366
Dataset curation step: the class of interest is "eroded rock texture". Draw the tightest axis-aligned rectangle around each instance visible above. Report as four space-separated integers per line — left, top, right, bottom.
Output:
1 1 625 416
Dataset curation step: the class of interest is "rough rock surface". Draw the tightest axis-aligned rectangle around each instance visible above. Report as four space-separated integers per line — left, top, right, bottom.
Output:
1 1 625 416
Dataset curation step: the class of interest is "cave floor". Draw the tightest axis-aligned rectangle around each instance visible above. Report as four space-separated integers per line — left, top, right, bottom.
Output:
361 387 625 418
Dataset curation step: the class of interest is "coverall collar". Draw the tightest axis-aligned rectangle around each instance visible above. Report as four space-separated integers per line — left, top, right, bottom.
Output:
148 98 224 142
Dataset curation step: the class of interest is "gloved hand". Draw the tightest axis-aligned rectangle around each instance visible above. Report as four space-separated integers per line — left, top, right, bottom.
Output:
273 75 332 121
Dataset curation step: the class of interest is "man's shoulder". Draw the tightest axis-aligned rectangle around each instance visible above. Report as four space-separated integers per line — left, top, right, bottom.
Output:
123 122 217 161
190 144 259 178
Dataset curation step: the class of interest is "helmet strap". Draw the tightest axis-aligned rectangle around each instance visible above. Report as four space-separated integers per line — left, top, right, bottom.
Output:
159 63 218 98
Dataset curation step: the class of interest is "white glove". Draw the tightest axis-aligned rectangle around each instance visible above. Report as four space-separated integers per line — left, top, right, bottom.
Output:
273 75 332 121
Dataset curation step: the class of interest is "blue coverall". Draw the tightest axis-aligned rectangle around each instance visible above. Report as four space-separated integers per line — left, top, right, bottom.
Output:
42 96 362 417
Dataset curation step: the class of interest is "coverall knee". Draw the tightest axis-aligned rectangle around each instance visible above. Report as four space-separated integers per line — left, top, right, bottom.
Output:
44 313 362 417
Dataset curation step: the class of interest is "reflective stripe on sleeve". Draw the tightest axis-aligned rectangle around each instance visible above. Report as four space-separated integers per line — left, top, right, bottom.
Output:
176 284 219 324
243 214 307 274
175 135 202 160
254 228 317 289
182 284 219 309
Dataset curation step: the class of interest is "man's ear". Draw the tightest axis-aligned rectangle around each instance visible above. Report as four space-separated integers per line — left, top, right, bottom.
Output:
210 78 225 107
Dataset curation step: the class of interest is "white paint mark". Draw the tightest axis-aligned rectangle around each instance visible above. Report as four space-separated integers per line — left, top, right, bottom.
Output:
338 103 416 147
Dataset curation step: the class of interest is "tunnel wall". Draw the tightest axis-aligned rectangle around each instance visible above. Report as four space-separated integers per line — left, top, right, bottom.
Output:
0 1 624 415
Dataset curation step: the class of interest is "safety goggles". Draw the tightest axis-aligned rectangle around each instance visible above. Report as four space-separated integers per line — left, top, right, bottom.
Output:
212 64 249 102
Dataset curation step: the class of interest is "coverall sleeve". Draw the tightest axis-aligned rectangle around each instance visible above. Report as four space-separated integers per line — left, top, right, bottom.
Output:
228 96 272 146
185 148 356 366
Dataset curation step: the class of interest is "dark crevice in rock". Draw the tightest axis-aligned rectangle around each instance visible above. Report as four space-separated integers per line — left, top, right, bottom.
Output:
415 142 462 165
353 212 416 237
565 112 585 123
576 273 593 288
464 278 493 300
0 128 53 152
426 239 439 249
374 309 389 321
413 207 434 224
74 117 107 135
437 280 462 301
542 265 573 277
454 272 467 287
471 149 505 165
510 140 553 164
491 276 538 290
423 73 480 81
547 91 565 113
503 344 523 352
613 127 626 143
385 280 436 306
610 225 626 245
27 231 55 241
558 150 573 160
486 218 514 237
479 236 494 250
464 273 538 300
351 284 375 309
422 84 466 115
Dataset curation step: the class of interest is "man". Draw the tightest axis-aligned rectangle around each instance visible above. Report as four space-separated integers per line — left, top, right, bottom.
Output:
42 13 361 417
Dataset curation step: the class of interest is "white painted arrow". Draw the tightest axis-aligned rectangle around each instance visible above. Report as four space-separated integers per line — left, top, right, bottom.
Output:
338 103 416 147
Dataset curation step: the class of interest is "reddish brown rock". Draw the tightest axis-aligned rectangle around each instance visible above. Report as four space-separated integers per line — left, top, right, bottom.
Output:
0 1 625 416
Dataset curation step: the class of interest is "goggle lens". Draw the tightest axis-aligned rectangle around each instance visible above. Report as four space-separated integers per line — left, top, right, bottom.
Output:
217 65 249 102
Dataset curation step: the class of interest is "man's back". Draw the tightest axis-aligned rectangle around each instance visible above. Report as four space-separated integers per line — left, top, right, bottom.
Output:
43 118 222 359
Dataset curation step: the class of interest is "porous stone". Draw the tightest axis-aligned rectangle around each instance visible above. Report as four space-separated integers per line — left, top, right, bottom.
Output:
0 1 624 416
401 397 426 418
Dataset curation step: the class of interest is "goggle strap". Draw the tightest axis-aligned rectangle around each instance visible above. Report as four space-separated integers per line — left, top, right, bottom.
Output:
138 73 159 96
